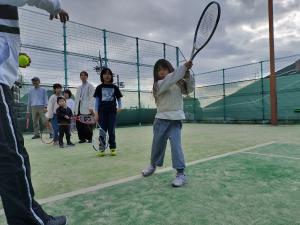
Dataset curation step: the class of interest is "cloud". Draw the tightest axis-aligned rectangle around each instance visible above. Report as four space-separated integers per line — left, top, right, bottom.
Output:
22 0 300 86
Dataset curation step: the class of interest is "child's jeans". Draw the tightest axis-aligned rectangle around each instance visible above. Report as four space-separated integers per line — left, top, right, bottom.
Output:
151 118 186 170
58 124 71 145
99 111 117 149
51 114 59 142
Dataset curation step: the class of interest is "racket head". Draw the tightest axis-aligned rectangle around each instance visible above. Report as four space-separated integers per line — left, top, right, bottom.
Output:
70 120 77 134
191 1 221 60
40 123 54 144
92 123 109 151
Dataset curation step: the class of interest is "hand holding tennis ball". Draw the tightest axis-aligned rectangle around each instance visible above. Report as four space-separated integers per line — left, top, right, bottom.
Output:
19 53 31 68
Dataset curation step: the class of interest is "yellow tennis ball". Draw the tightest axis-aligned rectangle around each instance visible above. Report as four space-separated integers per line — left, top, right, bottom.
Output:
19 54 30 67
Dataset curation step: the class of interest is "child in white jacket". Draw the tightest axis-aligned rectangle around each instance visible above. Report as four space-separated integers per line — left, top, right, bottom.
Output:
142 59 194 187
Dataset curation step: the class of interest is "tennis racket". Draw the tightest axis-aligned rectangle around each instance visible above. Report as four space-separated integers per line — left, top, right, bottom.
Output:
71 114 96 125
26 113 30 129
40 120 54 144
92 123 109 152
71 114 97 137
190 1 221 61
70 119 77 134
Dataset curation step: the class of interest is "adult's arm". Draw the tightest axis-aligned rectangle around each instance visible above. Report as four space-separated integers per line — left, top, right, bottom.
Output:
4 0 61 15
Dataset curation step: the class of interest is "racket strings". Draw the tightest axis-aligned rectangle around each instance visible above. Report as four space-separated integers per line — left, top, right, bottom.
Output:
99 129 108 149
41 126 54 144
195 4 219 49
92 125 109 151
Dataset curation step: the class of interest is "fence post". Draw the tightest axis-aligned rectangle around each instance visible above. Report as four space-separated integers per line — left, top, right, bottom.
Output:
176 47 179 67
136 37 141 126
163 43 166 59
193 90 197 121
103 29 108 67
260 61 265 122
222 69 226 122
63 22 68 89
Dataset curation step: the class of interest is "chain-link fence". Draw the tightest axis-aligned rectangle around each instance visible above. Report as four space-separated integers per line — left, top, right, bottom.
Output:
18 8 184 89
17 8 185 127
194 54 300 123
17 9 300 129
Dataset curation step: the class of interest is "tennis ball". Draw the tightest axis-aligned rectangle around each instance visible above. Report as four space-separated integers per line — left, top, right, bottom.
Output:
19 54 30 68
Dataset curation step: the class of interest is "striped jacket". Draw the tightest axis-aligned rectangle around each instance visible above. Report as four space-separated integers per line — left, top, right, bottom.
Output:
0 0 61 86
0 0 61 36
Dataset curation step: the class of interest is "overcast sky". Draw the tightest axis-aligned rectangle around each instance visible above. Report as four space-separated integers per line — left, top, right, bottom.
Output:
48 0 299 73
22 0 300 80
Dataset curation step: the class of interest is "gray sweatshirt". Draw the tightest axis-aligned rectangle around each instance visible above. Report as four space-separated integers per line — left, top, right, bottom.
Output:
155 65 195 120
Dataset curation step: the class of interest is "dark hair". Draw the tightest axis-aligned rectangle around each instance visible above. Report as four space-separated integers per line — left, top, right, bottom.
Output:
152 59 174 100
80 71 89 77
57 96 66 104
100 67 114 83
63 89 72 98
53 83 62 90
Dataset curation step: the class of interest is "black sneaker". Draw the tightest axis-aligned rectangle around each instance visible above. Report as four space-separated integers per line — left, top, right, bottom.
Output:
59 144 64 148
32 135 40 139
88 139 92 143
45 216 68 225
67 142 75 147
78 140 86 143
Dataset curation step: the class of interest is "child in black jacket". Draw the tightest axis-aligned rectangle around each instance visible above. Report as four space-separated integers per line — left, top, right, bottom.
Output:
56 96 75 148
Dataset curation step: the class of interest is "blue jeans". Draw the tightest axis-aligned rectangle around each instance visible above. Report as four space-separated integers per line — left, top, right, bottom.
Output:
51 114 59 142
151 119 185 170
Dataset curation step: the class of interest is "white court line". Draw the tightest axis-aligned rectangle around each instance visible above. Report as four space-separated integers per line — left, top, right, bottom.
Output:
0 141 274 217
242 151 300 160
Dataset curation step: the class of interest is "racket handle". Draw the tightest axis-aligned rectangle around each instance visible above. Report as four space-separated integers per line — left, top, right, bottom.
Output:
25 113 30 129
189 50 194 61
190 52 196 61
26 118 29 129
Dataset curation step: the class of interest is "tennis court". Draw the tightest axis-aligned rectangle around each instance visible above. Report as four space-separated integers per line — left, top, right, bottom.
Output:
1 124 300 224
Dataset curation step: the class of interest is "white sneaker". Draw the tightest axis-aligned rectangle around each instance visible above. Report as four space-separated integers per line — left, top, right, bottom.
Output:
142 165 156 177
172 173 187 187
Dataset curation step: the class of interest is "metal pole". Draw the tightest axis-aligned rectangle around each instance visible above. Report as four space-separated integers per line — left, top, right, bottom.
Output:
222 69 226 122
136 37 141 126
117 74 120 87
63 22 68 89
176 47 179 67
268 0 278 125
260 61 265 122
193 90 196 121
103 29 108 67
163 43 166 59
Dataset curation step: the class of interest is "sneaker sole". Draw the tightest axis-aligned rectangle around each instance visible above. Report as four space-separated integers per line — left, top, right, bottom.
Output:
172 181 188 188
141 170 156 177
97 153 106 157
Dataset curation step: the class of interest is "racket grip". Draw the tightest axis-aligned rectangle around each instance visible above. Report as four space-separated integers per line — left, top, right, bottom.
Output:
26 118 29 129
25 113 30 129
190 53 196 62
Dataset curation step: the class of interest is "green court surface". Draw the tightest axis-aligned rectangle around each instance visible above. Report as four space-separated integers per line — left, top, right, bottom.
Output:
1 124 300 224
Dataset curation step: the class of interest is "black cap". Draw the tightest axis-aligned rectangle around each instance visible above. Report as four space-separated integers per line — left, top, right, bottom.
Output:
31 77 40 81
